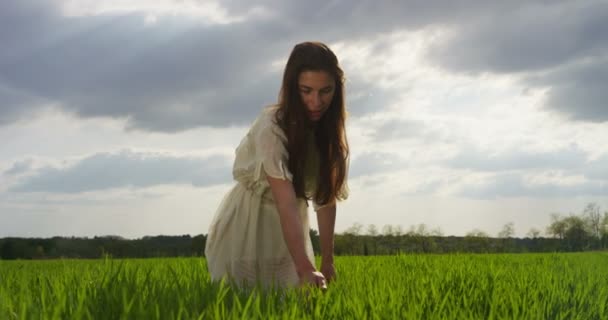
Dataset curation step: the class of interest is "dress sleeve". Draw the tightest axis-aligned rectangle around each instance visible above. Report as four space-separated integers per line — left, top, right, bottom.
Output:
252 117 293 182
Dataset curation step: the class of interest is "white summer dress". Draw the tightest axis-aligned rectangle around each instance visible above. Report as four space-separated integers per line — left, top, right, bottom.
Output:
204 105 346 288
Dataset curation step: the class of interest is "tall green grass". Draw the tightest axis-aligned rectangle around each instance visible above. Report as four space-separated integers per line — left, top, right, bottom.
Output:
1 253 607 319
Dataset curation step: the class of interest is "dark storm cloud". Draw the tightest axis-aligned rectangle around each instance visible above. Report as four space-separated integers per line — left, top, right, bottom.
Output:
527 59 608 122
428 2 607 73
0 0 411 132
219 0 542 36
427 0 608 121
9 150 232 193
0 1 286 131
2 1 605 130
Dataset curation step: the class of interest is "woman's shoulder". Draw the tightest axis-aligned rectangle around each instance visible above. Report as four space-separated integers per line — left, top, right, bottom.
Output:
259 104 280 123
251 104 284 137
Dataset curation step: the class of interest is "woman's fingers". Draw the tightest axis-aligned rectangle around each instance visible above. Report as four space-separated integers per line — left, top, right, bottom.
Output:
301 271 327 289
315 272 328 290
319 278 327 290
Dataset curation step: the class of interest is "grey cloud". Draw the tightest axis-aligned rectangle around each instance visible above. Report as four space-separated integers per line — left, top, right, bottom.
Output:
460 173 608 199
0 1 407 132
401 179 444 196
447 145 608 186
0 84 47 125
366 118 442 143
428 1 607 74
446 144 588 172
346 78 399 116
584 154 608 181
350 151 406 178
0 3 286 131
9 150 232 193
3 159 33 176
426 1 608 122
221 0 543 37
527 59 608 122
3 1 605 130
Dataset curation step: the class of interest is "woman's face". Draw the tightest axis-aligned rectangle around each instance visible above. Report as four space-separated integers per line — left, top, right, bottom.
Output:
297 70 335 122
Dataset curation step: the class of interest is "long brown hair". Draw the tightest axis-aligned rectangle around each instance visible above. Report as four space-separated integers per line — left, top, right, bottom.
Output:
275 41 349 207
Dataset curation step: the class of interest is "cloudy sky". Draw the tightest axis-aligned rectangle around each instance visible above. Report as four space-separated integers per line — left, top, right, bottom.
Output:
2 0 607 239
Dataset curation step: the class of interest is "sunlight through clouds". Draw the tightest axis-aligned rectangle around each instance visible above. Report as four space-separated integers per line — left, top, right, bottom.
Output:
59 0 273 25
2 0 607 238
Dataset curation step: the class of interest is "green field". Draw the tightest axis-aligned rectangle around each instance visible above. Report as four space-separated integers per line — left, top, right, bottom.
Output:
1 253 607 319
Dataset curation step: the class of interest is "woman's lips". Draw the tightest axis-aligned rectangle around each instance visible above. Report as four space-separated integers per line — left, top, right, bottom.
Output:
309 110 323 118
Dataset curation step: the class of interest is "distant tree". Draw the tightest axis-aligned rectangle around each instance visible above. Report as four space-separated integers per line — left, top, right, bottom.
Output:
546 213 567 239
498 222 515 238
406 224 438 253
382 224 394 236
345 222 364 236
497 222 515 252
429 227 443 237
465 229 490 253
466 229 489 238
382 224 402 236
366 224 378 236
34 245 45 258
527 228 541 239
583 203 602 239
1 240 18 259
407 224 428 236
545 210 596 251
562 215 590 251
602 211 608 249
393 225 403 236
192 234 206 256
339 223 363 255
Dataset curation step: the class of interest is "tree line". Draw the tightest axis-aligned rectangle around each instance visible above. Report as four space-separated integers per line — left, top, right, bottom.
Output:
1 203 607 260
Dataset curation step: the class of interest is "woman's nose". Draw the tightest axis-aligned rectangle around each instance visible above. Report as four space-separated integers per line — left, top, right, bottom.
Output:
309 93 322 108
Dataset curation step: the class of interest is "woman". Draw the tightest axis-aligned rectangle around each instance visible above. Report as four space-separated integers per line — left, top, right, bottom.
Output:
204 41 349 289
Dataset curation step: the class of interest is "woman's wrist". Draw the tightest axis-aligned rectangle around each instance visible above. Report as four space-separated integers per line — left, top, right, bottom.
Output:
295 261 316 276
321 254 334 264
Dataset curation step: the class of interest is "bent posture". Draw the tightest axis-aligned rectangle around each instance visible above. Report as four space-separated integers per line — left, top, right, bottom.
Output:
205 42 349 288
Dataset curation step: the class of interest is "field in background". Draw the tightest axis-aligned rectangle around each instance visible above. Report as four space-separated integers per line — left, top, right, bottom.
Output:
1 253 607 319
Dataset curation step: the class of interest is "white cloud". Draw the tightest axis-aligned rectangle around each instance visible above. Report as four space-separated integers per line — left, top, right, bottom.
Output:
2 0 608 238
0 184 233 238
459 172 607 199
446 144 588 172
8 149 232 193
59 0 272 25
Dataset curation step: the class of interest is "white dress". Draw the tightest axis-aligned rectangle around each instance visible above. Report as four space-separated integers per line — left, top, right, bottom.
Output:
204 105 325 288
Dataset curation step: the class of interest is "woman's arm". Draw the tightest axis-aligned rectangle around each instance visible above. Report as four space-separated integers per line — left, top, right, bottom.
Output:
316 203 337 281
267 176 326 287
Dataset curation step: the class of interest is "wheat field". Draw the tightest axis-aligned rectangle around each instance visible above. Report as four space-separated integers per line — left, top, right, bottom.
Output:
1 253 607 319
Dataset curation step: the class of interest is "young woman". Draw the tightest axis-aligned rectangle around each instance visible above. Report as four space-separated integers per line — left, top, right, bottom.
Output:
204 41 349 289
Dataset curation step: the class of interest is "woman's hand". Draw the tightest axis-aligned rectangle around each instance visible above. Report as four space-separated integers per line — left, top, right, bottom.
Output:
299 270 327 290
320 261 336 283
